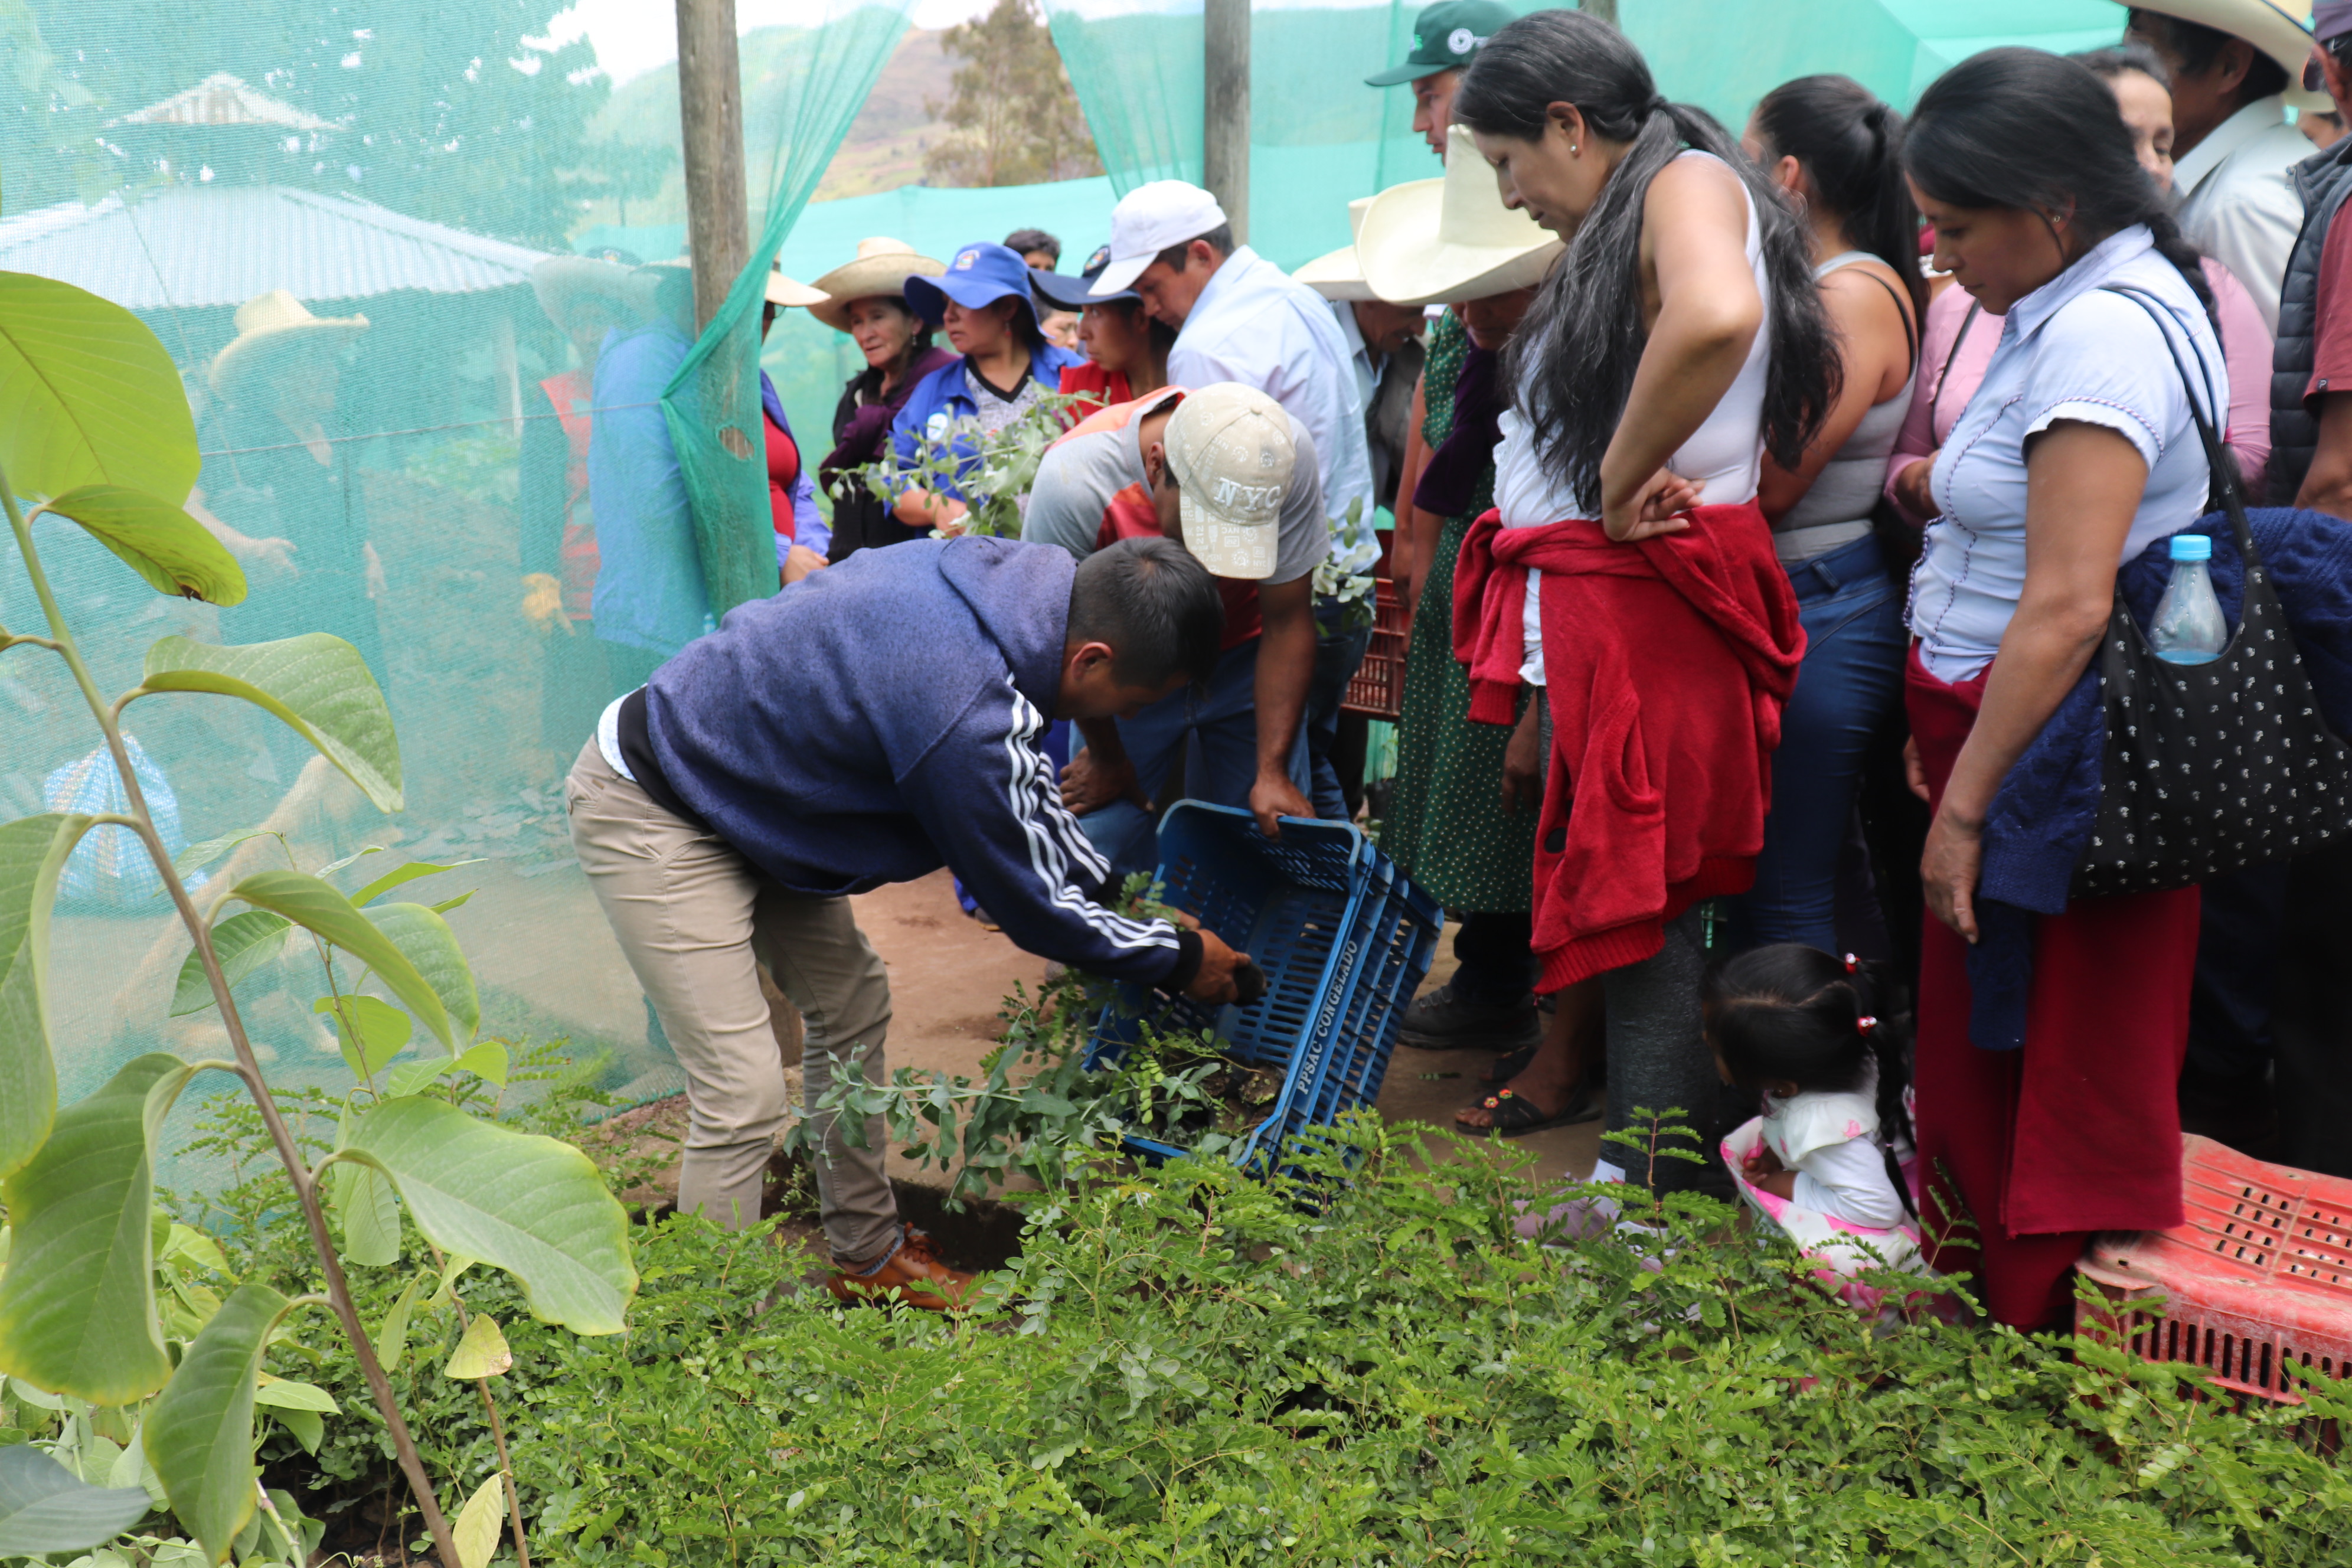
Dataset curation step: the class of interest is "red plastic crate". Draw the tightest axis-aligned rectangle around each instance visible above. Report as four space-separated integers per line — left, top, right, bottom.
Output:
2076 1135 2352 1404
1340 578 1408 721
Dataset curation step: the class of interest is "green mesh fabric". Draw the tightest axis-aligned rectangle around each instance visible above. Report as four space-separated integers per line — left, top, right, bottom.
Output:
663 1 916 622
1045 0 2134 271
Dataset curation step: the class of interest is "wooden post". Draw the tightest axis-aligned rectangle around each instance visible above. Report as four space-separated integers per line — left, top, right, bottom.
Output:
1203 0 1249 246
675 0 749 332
1580 0 1618 25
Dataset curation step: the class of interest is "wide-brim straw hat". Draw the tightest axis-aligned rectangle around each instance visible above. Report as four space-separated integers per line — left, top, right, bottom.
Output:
209 289 369 398
807 237 947 332
532 255 657 332
1357 127 1562 306
2126 0 2328 109
765 267 827 308
1297 198 1379 302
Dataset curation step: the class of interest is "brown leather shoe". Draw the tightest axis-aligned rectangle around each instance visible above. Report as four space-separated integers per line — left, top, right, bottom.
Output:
826 1230 976 1311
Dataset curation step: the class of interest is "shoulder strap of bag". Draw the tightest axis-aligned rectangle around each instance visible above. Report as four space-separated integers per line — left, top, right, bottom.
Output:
1925 300 1980 432
2099 283 2253 562
1839 264 1920 373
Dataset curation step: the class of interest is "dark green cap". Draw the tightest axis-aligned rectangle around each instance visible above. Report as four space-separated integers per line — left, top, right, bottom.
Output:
1365 0 1518 87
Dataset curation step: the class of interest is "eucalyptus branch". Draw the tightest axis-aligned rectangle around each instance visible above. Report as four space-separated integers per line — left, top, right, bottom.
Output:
0 469 462 1567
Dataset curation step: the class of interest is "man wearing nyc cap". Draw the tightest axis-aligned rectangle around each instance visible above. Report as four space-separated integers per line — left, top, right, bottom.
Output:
1024 385 1327 875
1090 182 1379 825
1366 0 1519 161
2123 1 2328 328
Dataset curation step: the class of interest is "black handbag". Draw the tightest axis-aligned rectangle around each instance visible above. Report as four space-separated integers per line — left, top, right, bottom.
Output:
2072 286 2352 899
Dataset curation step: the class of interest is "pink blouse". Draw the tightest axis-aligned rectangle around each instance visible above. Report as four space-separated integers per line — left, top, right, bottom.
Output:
1882 257 2273 524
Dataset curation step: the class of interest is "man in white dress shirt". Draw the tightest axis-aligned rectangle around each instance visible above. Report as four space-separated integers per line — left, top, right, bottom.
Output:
1090 181 1380 821
2125 1 2328 330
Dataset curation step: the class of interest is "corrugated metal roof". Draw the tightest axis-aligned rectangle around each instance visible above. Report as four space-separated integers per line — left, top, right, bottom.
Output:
0 185 551 308
111 74 337 132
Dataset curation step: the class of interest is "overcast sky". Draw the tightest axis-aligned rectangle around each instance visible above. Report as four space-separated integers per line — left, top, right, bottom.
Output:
548 0 999 86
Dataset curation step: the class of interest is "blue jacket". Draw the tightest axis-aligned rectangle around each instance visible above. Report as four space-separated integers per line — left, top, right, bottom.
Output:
589 321 706 656
641 535 1187 985
759 371 829 559
887 343 1086 502
1966 506 2352 1049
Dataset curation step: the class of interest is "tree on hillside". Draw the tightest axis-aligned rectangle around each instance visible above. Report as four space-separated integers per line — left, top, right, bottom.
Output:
925 0 1102 188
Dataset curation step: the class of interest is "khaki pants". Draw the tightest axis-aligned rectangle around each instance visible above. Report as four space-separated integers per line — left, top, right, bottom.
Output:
564 740 899 1263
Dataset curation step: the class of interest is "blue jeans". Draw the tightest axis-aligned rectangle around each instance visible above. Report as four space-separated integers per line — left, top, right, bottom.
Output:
1736 533 1909 950
1076 635 1311 881
1306 598 1373 822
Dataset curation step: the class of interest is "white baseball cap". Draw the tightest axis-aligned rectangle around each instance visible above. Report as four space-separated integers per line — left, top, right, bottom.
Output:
1091 181 1229 297
1164 383 1293 580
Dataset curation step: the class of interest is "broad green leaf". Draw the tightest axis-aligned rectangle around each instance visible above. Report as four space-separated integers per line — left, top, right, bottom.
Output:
0 1054 198 1404
142 1283 293 1566
250 1378 336 1415
349 859 480 908
313 995 411 1079
271 1406 322 1456
227 873 447 1049
4 1377 67 1411
0 272 200 505
104 1421 164 1507
0 1443 152 1554
450 1474 503 1568
456 1040 509 1089
426 1255 475 1310
329 1159 400 1268
344 1099 635 1335
139 638 401 814
161 1224 228 1276
34 487 244 606
0 814 92 1180
381 1058 450 1100
443 1316 510 1380
171 828 273 878
168 911 290 1018
371 1272 424 1376
364 903 478 1048
312 845 388 881
426 891 476 915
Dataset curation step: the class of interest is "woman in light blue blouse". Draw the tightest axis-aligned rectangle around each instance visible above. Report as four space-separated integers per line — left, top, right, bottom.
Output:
1899 48 2220 1331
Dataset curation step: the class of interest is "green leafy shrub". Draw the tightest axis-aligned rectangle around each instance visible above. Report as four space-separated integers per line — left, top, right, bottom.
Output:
241 1103 2352 1567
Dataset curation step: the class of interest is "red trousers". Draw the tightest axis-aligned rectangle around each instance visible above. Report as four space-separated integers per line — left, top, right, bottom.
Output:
1906 650 2196 1331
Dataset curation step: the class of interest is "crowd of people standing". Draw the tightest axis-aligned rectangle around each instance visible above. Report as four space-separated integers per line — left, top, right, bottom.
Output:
416 0 2352 1319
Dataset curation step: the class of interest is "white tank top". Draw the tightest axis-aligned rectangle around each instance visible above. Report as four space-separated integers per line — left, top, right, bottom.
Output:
1498 150 1772 685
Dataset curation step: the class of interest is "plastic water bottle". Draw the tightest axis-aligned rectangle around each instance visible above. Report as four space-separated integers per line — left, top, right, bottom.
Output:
2148 533 2227 665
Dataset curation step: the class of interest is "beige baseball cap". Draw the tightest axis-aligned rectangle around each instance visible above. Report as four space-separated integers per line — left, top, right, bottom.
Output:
1164 384 1294 580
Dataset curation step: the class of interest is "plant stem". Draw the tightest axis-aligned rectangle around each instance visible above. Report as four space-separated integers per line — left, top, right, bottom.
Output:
0 477 463 1568
430 1250 531 1568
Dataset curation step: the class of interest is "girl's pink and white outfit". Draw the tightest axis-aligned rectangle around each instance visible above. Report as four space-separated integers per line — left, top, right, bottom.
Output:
1723 1063 1924 1302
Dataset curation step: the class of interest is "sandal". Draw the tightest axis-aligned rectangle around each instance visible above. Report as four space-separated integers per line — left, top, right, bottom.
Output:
1457 1084 1600 1138
1481 1043 1539 1084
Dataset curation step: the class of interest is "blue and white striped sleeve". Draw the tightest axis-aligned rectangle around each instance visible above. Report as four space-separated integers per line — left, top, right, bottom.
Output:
897 674 1196 988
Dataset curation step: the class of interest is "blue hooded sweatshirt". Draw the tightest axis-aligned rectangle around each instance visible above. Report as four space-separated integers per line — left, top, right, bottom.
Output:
639 535 1188 986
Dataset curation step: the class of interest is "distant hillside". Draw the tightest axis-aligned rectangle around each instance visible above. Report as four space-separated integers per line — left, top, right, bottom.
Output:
569 27 956 238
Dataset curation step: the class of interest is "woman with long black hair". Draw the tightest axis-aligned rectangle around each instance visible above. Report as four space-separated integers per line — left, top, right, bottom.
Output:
1901 48 2223 1329
1733 75 1923 953
1448 9 1834 1177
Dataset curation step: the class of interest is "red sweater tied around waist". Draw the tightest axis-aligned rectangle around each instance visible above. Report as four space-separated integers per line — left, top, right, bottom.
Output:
1453 504 1805 991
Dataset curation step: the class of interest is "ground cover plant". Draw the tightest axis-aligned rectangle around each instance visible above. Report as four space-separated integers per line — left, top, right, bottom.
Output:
148 1085 2352 1568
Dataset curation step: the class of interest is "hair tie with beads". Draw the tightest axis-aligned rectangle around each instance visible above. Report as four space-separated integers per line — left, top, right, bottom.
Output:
1857 1015 1879 1037
1843 953 1860 974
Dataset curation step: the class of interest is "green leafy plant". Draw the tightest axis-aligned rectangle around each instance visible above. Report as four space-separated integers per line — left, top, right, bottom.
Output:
0 270 635 1565
856 387 1089 540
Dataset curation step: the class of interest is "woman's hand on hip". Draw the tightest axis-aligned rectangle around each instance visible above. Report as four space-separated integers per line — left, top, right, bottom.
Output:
1921 806 1985 943
1601 468 1701 543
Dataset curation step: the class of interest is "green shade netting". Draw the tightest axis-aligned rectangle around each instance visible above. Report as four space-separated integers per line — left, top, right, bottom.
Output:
1044 0 2132 271
0 0 910 1195
663 0 916 623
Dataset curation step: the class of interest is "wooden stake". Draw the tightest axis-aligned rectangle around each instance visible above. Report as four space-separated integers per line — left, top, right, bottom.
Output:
675 0 749 332
1203 0 1250 246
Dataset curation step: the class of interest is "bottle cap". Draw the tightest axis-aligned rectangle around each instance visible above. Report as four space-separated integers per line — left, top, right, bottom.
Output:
2169 533 2213 561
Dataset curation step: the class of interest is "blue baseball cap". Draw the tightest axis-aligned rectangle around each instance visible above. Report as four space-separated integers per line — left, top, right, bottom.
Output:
902 241 1044 332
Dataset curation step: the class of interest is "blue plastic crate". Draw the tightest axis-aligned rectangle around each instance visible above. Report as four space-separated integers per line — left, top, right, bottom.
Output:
1084 800 1440 1172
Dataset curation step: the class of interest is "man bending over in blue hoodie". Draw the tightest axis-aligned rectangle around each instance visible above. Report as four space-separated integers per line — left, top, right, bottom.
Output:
566 534 1252 1310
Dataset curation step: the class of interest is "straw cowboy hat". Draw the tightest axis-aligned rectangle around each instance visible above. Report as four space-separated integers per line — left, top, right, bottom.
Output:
806 237 948 332
531 255 657 332
1356 126 1563 306
2122 0 2328 109
208 289 368 398
765 266 827 308
1296 198 1379 302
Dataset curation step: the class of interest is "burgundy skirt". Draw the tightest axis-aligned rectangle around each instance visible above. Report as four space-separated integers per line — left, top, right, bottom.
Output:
1905 648 2196 1331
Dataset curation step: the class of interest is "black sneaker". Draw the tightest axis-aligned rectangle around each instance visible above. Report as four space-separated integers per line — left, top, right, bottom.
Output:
1397 981 1541 1051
